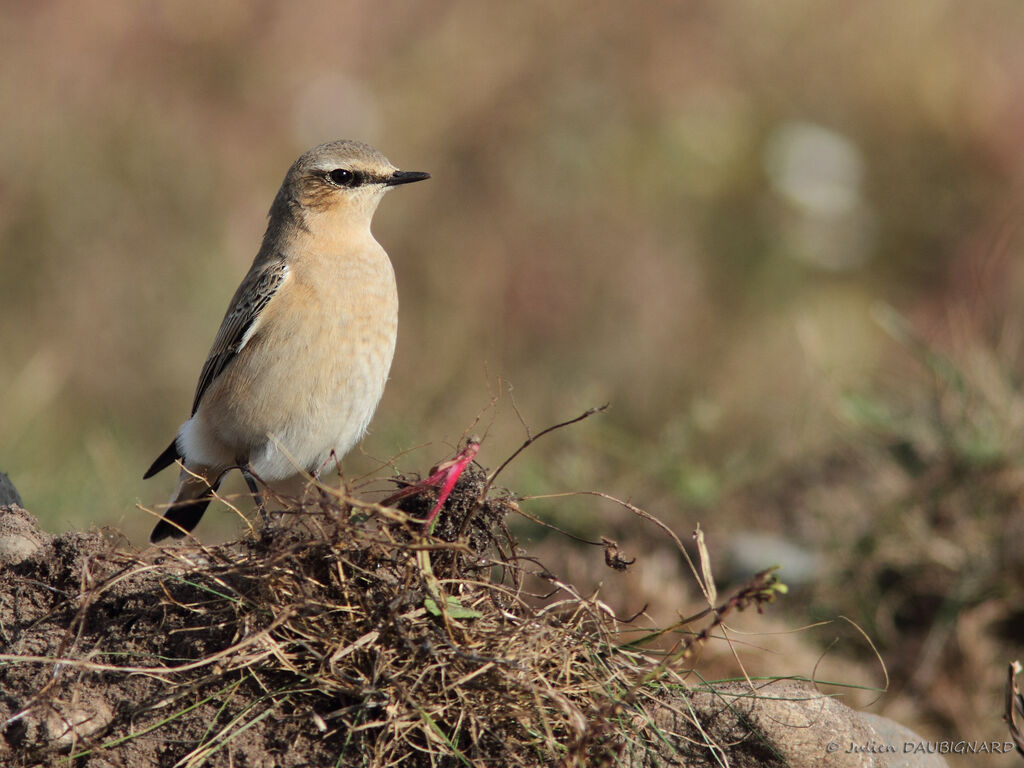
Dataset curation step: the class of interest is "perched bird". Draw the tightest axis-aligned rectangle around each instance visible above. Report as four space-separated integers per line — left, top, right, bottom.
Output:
145 140 429 542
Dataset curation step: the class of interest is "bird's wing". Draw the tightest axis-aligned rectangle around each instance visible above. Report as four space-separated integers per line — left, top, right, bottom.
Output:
190 257 289 415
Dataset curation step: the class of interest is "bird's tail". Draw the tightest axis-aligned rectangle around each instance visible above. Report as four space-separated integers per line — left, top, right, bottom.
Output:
150 467 222 543
143 438 181 480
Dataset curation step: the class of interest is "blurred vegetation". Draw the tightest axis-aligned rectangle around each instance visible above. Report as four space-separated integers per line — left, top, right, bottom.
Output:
3 2 1024 760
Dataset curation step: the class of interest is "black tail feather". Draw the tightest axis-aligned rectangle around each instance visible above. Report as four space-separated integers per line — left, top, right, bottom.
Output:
144 439 181 479
149 479 221 543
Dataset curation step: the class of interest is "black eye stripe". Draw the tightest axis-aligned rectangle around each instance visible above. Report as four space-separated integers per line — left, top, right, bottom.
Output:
323 169 392 188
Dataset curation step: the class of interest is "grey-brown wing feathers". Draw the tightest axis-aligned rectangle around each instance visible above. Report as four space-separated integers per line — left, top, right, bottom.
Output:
190 258 289 416
142 256 287 481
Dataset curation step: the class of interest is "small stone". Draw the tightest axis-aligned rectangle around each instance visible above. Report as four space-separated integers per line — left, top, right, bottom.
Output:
0 472 22 507
0 504 46 564
44 697 114 747
0 534 41 564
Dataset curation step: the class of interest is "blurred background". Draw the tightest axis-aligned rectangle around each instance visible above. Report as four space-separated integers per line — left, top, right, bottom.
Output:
3 1 1024 760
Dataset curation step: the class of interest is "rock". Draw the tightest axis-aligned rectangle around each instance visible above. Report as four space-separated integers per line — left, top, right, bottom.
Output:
0 472 22 508
860 713 952 768
0 504 47 565
0 534 41 564
725 532 820 588
641 679 949 768
44 696 114 747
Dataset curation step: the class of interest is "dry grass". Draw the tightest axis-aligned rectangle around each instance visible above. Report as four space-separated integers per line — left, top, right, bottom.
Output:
2 444 790 767
137 469 784 766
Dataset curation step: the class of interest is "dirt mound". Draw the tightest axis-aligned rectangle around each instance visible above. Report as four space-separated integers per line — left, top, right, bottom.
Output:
0 463 952 767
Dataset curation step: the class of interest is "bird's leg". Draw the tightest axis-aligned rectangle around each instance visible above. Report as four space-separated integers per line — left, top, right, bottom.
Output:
241 467 269 527
309 451 340 504
312 450 342 483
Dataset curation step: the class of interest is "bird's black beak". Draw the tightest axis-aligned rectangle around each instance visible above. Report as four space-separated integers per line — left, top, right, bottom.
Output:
386 170 431 186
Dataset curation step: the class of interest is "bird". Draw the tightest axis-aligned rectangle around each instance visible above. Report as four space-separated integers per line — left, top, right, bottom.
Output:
144 139 429 543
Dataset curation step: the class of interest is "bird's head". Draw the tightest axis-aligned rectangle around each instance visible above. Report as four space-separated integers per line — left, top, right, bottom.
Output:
272 139 429 231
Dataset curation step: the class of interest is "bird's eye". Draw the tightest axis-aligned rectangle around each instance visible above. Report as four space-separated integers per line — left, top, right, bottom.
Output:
327 169 356 186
